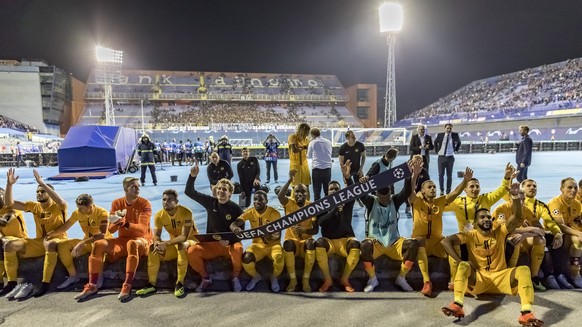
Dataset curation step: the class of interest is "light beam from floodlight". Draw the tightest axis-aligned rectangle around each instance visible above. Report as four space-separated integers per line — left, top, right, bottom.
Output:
95 46 123 126
379 2 403 128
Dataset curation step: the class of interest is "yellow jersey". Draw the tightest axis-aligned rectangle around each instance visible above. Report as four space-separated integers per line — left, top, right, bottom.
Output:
0 207 28 238
25 201 67 239
548 195 582 230
283 198 316 241
288 134 308 167
523 197 561 235
239 206 281 246
68 206 111 239
153 205 198 240
458 223 509 273
445 179 509 231
411 195 448 239
492 202 537 227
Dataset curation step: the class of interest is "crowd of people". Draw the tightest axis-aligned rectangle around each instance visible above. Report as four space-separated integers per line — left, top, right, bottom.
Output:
0 115 38 133
406 58 582 120
5 122 582 326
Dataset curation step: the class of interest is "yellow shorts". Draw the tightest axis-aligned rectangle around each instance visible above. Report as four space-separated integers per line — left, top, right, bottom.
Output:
372 237 405 261
421 235 446 258
284 238 312 258
246 243 283 262
21 238 67 258
469 267 518 296
58 239 93 257
322 237 357 257
290 163 311 186
155 240 197 261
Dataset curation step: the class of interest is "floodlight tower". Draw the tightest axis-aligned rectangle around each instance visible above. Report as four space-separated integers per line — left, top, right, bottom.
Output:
95 46 123 126
379 2 403 127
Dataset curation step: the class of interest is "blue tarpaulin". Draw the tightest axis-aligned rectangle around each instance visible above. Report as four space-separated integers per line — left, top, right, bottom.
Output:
57 125 136 174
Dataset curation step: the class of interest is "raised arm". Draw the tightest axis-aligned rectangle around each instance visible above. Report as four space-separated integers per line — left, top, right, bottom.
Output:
407 160 422 204
277 170 296 206
441 234 465 264
5 168 25 210
185 161 214 208
33 169 67 210
445 167 473 203
505 183 524 233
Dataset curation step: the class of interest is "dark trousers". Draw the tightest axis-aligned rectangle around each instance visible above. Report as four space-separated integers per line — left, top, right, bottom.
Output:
16 154 26 167
312 168 331 201
437 155 455 193
265 160 278 182
140 165 157 184
241 184 255 208
516 164 529 182
421 155 430 172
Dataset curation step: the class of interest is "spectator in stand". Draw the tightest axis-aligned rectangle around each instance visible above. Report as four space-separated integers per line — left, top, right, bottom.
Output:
263 134 281 183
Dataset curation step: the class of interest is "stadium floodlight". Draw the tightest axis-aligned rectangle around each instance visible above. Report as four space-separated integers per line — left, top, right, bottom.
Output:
379 2 403 127
95 46 123 126
95 46 123 63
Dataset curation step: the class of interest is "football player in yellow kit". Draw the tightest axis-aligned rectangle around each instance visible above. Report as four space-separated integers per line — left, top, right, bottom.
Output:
442 183 543 327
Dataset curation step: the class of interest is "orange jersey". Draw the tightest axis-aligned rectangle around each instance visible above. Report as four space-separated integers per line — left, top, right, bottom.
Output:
283 198 316 241
109 197 153 241
411 195 448 239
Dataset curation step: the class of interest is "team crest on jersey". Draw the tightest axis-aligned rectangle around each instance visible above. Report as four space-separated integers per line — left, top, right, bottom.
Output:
220 167 224 171
225 214 232 220
355 149 359 152
212 234 222 241
497 213 505 220
553 209 560 215
90 220 97 227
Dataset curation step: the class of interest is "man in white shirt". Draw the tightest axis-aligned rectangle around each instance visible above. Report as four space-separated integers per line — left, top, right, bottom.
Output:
434 124 461 196
307 128 333 201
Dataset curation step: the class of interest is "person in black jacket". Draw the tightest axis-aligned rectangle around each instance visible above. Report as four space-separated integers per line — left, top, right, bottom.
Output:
207 152 233 187
314 160 359 293
184 161 244 292
516 125 533 182
137 134 157 186
433 123 461 195
216 136 233 164
409 125 434 171
237 147 261 208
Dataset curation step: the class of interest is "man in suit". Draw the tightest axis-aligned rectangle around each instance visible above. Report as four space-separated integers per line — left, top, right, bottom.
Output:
516 125 533 182
433 123 461 196
409 125 434 171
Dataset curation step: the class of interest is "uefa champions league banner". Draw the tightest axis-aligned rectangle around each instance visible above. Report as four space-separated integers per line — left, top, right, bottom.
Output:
195 162 411 242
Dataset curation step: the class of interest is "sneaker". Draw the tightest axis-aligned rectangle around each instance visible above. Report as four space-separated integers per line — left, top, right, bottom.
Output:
118 283 132 302
364 276 379 293
74 283 98 301
557 274 574 289
5 283 24 299
270 276 280 293
195 278 212 292
302 278 312 292
57 275 80 289
14 283 34 300
0 282 18 296
518 312 544 326
135 283 157 296
421 281 433 297
340 279 355 293
319 279 333 292
532 278 547 292
395 276 413 292
245 275 262 291
32 282 49 297
232 277 242 292
174 282 185 297
571 276 582 288
545 275 560 290
286 278 297 292
442 302 465 318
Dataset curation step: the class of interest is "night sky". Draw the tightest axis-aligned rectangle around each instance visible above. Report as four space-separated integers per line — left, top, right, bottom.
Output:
1 0 581 118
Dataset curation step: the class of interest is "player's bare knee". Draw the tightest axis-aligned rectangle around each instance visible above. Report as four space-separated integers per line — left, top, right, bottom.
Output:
315 238 329 250
405 238 419 251
283 240 296 253
347 239 360 250
46 241 58 252
242 252 256 264
534 236 545 245
305 239 316 251
360 239 374 257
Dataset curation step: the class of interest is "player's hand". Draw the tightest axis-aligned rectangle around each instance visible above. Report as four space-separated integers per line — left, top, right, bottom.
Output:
462 167 474 182
253 179 261 187
292 225 305 235
552 233 563 249
190 161 199 177
0 217 8 227
520 163 525 168
115 209 127 218
508 182 521 197
231 226 243 238
114 217 127 227
33 169 45 185
219 239 230 247
504 162 515 180
288 169 297 181
155 241 168 254
340 159 352 180
508 233 523 246
6 168 19 185
359 175 369 183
